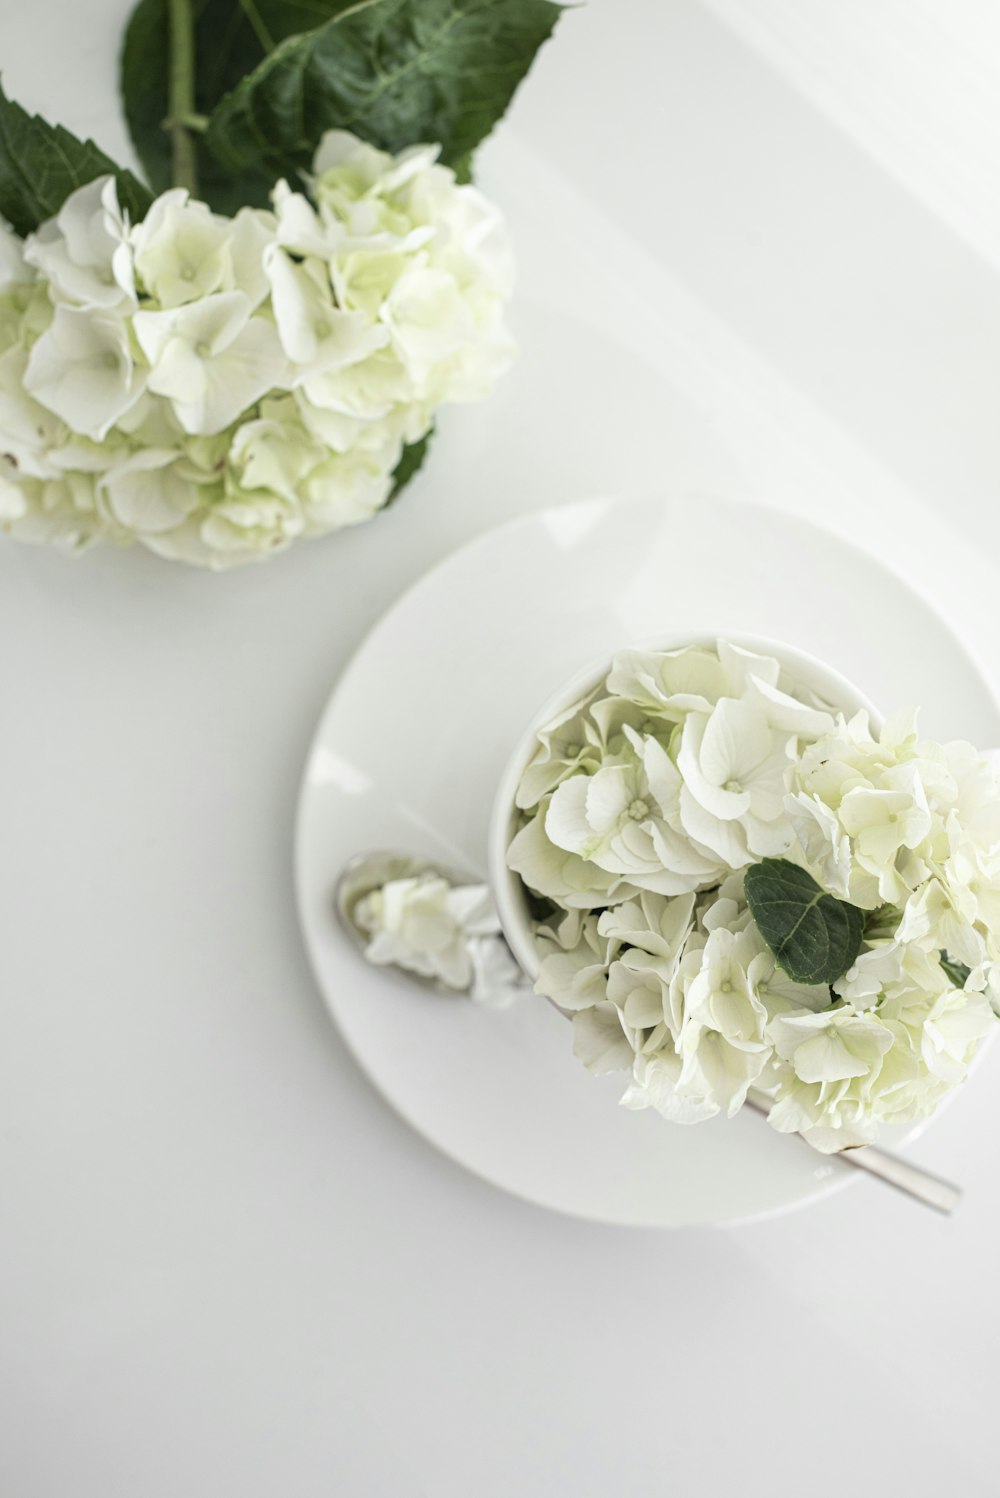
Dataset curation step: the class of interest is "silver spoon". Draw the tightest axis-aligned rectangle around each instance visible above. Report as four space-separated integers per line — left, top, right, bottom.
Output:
336 851 962 1216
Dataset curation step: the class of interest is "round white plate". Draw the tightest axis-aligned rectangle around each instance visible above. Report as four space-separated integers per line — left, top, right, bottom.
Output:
295 493 1000 1227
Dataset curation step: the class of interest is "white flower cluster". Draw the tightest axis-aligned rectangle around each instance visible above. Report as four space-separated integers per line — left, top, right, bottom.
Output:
357 872 520 1008
507 641 1000 1150
0 132 513 567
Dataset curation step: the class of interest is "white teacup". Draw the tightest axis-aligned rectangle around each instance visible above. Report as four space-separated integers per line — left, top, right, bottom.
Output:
487 632 881 983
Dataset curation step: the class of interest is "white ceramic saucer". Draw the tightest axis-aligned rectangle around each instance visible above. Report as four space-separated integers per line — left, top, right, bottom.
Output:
294 492 1000 1227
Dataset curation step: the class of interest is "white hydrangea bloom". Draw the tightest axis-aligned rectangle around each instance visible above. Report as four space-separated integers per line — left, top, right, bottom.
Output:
513 695 604 810
672 925 773 1115
506 802 622 911
133 291 288 435
24 305 145 439
315 138 514 403
0 133 515 567
572 1003 636 1077
544 727 728 896
769 1006 894 1085
534 911 616 1011
508 639 1000 1151
357 873 519 1008
97 446 205 535
23 176 135 312
620 1046 720 1126
264 244 386 375
0 344 67 477
676 700 796 865
761 970 994 1153
512 645 833 916
131 191 273 310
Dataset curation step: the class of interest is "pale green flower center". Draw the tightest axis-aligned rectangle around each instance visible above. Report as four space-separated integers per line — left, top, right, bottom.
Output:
725 778 743 793
627 798 649 822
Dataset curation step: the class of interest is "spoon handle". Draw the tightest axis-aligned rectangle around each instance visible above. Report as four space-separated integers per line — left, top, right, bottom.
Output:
831 1141 961 1215
743 1094 961 1215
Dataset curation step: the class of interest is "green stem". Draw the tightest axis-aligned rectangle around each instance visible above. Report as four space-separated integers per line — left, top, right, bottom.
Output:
168 0 198 194
238 0 277 53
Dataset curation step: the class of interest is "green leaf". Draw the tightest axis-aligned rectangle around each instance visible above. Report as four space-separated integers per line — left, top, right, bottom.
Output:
863 903 899 942
387 426 433 503
0 80 152 236
204 0 563 185
745 858 866 986
121 0 363 212
940 952 972 989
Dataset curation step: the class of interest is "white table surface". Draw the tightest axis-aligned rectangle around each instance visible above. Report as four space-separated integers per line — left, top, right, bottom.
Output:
4 3 1000 1493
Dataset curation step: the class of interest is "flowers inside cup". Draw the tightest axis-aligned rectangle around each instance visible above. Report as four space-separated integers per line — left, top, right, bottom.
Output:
504 638 1000 1152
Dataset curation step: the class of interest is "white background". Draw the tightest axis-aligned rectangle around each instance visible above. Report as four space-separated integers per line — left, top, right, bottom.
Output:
4 2 1000 1493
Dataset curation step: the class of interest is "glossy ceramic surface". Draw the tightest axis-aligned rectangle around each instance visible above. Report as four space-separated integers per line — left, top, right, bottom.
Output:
295 492 1000 1226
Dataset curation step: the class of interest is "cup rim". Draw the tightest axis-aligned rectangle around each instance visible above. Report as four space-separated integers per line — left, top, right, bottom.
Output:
487 631 883 983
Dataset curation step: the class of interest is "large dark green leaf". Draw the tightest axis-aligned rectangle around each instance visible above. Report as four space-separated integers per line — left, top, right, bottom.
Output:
0 81 152 236
120 0 363 212
204 0 563 185
745 858 866 986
